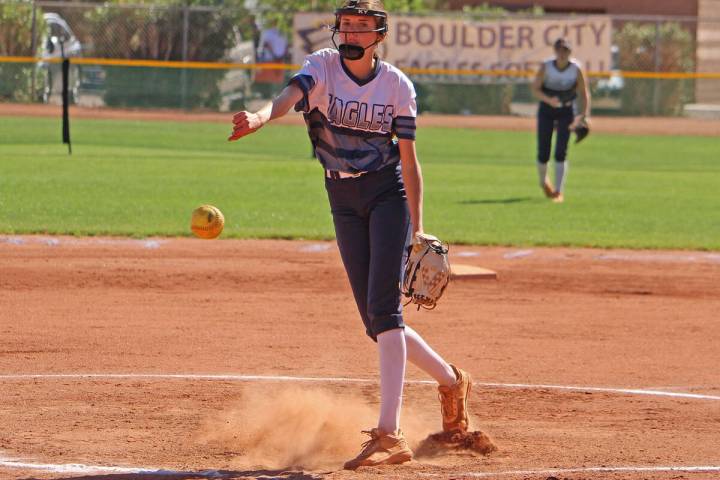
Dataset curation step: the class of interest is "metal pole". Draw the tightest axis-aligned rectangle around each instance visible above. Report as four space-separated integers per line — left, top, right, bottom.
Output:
652 20 661 115
182 5 189 62
181 4 189 109
30 1 38 101
60 40 71 155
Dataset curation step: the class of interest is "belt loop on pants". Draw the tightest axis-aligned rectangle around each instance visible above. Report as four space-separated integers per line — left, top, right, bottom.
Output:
326 169 367 180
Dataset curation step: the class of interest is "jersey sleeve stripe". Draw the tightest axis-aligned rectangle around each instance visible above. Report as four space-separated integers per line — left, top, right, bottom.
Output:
392 116 417 140
288 74 315 113
394 115 416 124
395 131 416 140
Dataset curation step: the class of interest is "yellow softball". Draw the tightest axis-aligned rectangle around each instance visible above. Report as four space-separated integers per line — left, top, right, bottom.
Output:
190 204 225 239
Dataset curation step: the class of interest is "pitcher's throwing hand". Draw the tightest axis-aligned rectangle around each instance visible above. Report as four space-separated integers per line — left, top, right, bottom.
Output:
228 111 262 141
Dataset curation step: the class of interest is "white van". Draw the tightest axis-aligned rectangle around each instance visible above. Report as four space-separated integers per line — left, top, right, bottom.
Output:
37 13 104 104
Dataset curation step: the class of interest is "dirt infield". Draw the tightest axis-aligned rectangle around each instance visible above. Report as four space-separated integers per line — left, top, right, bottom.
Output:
2 102 720 136
1 236 719 479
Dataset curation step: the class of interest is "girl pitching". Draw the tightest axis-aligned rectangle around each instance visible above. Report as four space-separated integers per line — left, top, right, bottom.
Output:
229 0 471 469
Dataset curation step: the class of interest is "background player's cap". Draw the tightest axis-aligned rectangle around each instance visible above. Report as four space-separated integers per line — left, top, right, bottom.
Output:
554 38 572 51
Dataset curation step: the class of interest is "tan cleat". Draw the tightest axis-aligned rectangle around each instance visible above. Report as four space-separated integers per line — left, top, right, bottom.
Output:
552 192 564 203
438 364 472 432
542 179 555 198
343 428 413 470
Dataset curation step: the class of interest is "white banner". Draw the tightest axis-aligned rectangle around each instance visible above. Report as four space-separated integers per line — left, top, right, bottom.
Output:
293 13 612 80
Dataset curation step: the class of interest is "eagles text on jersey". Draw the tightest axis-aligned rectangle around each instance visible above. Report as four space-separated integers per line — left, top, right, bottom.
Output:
289 48 417 174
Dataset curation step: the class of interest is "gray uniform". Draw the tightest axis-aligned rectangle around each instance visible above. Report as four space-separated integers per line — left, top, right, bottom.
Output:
541 58 581 107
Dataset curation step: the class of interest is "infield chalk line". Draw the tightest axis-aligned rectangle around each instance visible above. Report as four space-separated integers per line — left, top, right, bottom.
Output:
420 466 720 478
0 373 719 401
0 456 224 477
1 456 720 479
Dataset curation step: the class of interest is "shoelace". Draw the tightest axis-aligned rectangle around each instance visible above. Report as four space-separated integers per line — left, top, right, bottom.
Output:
438 390 458 419
358 429 380 455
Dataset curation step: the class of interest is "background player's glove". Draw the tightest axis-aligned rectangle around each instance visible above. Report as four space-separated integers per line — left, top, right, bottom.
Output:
573 118 590 144
402 233 451 310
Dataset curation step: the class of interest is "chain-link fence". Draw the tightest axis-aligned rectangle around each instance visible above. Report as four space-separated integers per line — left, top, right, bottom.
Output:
604 15 698 116
1 0 717 116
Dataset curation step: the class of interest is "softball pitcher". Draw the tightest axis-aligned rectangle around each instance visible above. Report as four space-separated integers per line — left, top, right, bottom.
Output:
229 0 472 469
532 38 591 203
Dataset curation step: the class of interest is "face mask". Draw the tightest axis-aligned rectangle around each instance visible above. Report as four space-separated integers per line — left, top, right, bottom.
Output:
333 33 381 61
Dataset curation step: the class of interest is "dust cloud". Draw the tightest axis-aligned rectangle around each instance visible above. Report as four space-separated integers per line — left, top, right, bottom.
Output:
197 384 477 470
198 385 376 470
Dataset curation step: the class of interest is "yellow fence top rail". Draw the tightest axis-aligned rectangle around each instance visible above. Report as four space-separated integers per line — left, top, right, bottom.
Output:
3 56 720 79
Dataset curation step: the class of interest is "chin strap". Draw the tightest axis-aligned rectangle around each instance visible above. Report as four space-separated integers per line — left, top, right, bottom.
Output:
332 31 381 60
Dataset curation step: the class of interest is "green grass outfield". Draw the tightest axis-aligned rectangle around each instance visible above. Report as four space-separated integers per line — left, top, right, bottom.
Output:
1 115 718 249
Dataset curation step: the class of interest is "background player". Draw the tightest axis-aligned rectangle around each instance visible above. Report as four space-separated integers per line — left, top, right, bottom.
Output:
229 0 472 470
532 38 591 203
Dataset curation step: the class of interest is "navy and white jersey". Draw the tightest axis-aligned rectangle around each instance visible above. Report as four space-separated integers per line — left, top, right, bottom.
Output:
541 58 581 104
289 48 417 174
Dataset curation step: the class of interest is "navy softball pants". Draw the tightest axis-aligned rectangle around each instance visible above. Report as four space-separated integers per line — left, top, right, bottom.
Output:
537 101 574 164
325 164 412 341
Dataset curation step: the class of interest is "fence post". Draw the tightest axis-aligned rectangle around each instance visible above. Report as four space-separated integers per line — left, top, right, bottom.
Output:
182 4 189 62
652 19 661 115
181 4 189 109
30 0 38 101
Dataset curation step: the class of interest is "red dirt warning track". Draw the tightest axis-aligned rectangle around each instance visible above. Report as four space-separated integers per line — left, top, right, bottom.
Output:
2 102 719 136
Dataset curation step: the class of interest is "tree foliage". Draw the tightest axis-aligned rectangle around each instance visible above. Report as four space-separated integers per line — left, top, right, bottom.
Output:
256 0 437 38
0 1 44 101
79 0 248 61
69 0 252 108
0 0 40 56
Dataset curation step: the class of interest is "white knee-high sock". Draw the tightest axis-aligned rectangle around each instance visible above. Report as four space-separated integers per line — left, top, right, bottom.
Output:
405 326 456 387
537 162 549 187
377 328 406 435
555 161 568 193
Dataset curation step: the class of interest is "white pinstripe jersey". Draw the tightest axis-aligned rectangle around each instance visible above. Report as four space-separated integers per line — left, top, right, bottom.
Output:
289 48 417 174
